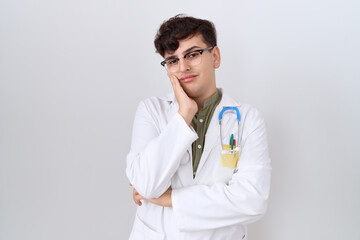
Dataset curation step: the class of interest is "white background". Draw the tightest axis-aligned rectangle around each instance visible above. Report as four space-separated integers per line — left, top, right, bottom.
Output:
1 0 359 239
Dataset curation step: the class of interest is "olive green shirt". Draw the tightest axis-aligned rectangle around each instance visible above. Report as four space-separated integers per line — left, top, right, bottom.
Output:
191 89 222 178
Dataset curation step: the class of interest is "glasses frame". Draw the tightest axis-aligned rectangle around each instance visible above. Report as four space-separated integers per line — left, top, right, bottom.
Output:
160 46 215 69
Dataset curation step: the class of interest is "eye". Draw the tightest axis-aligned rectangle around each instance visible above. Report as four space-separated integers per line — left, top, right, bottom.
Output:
186 51 201 59
167 58 178 65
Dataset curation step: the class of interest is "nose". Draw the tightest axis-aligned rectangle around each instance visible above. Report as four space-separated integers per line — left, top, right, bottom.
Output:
178 58 190 72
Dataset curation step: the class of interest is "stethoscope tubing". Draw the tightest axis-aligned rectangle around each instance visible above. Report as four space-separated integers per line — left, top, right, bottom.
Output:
219 107 241 151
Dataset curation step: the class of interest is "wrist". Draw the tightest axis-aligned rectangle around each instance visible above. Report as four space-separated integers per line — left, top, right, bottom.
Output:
178 109 195 126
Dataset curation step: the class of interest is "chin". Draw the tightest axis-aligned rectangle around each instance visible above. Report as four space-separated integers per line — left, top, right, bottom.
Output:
183 86 202 99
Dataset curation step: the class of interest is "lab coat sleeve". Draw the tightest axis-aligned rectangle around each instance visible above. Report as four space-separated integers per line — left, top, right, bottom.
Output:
126 100 198 199
172 108 271 231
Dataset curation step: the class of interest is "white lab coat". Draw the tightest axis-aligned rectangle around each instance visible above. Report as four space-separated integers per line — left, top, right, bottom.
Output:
126 90 271 240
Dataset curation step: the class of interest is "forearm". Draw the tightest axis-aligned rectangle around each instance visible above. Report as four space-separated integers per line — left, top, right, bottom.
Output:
172 164 271 231
126 112 197 199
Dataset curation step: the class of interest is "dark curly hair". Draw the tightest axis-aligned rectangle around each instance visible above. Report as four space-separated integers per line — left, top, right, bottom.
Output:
154 14 217 57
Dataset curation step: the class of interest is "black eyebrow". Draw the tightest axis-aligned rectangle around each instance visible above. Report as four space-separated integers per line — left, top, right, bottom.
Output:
165 46 202 60
182 46 202 54
163 56 178 61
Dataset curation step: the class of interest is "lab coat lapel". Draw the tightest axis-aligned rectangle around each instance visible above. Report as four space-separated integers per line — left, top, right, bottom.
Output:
163 92 180 122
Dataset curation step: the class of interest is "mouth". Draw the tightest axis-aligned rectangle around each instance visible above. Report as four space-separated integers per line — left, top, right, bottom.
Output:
179 74 197 83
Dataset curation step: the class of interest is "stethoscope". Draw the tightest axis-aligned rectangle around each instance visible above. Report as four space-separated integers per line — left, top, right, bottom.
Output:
218 106 243 171
218 106 241 151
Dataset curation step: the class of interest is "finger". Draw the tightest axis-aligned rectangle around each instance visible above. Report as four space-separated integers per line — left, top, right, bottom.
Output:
169 75 184 96
135 195 144 206
130 187 142 206
133 189 142 206
170 74 180 87
169 74 177 90
134 189 146 206
132 189 137 203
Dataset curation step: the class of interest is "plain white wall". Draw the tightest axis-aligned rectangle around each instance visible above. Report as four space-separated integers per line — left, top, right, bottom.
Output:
1 0 359 239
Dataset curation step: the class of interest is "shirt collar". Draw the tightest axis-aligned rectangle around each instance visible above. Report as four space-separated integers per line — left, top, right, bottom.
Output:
202 88 222 111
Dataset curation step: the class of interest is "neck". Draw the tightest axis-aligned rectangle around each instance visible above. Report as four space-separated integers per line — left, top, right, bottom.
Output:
193 88 217 111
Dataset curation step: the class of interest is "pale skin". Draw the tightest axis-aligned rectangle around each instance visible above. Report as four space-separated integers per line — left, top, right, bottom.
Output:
131 34 221 207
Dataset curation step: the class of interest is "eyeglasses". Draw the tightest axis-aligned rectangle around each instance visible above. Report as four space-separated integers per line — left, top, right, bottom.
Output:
160 46 214 72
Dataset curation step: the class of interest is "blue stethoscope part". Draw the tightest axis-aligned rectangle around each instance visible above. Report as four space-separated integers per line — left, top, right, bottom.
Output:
219 106 241 151
219 107 241 121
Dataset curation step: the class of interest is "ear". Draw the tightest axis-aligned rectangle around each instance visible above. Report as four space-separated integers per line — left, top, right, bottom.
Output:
212 46 221 69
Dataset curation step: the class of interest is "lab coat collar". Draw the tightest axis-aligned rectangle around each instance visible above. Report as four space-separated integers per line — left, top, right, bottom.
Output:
158 92 175 102
159 88 236 105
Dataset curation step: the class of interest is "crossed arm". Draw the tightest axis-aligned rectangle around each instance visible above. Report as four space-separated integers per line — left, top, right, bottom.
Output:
129 74 195 208
130 183 172 207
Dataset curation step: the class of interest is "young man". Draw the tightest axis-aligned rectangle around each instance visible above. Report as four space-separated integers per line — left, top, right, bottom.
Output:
126 15 271 239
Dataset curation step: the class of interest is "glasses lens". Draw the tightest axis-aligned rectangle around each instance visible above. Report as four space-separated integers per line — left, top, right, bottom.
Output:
185 51 201 65
165 58 179 70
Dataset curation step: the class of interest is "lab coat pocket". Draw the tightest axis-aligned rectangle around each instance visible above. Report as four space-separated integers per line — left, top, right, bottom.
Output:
129 214 165 240
220 144 240 168
215 144 240 183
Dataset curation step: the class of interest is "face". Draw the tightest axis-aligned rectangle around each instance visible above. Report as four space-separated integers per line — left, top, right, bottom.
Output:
164 34 221 100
